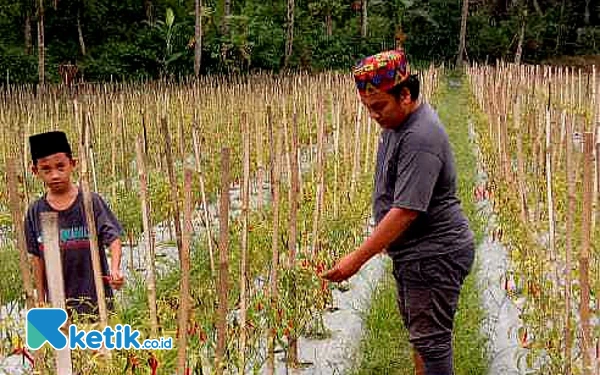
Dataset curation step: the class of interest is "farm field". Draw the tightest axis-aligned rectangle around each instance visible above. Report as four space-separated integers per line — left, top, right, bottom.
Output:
0 65 598 375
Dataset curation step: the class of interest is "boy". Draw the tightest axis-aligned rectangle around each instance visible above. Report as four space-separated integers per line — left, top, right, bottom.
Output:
25 131 125 318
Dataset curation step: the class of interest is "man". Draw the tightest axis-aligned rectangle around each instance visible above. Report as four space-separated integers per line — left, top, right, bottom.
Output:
25 131 125 318
322 50 474 375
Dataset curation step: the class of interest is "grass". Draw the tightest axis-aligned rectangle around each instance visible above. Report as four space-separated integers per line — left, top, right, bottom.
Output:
352 73 489 375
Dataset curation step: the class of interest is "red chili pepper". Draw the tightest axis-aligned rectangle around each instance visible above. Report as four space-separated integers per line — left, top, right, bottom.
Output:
12 347 34 367
148 354 159 375
520 329 528 348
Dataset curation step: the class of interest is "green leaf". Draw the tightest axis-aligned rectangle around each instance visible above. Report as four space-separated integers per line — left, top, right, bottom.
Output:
166 8 175 28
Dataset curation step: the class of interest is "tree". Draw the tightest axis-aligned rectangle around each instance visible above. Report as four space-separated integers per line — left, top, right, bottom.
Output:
361 0 367 38
222 0 231 35
284 0 294 67
24 0 33 54
457 0 468 66
77 0 86 56
515 10 526 64
37 0 44 85
194 0 202 77
145 0 153 22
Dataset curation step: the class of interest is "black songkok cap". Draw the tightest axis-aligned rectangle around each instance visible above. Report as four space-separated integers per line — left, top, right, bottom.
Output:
29 131 73 162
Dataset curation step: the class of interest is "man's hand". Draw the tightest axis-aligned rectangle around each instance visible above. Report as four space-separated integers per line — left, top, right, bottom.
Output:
321 208 418 283
109 269 125 290
321 250 364 282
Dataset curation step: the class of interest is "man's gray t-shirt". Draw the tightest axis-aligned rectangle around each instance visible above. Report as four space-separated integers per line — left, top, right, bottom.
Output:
373 103 474 262
25 189 123 315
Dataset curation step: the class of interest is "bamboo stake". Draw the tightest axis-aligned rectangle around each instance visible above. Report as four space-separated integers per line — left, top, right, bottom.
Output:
364 116 372 174
135 137 158 338
215 148 230 375
192 128 215 275
287 108 300 367
161 117 184 263
255 112 265 208
176 169 193 375
267 126 282 375
239 113 250 375
565 114 574 375
546 108 556 263
119 102 130 191
7 156 35 309
514 94 529 223
110 103 117 203
78 107 110 357
39 212 73 375
311 100 325 256
350 102 362 197
581 132 594 375
267 105 275 198
593 124 599 233
333 102 340 218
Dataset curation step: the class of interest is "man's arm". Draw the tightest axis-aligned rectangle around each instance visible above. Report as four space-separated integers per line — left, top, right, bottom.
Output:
322 207 418 282
108 238 124 289
32 256 46 306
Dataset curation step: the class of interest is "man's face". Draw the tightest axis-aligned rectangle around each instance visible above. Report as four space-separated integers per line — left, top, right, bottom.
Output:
32 153 76 194
360 88 412 130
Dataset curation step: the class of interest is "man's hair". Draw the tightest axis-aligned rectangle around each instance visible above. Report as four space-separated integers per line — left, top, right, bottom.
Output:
387 74 420 101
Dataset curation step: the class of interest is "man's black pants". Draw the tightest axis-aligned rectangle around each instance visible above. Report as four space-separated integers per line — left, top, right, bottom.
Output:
392 247 475 375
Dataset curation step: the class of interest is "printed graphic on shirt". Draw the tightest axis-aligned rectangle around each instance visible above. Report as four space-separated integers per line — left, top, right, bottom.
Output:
36 226 90 252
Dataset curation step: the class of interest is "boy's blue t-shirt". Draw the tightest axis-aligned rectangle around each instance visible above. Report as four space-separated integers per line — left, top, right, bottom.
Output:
25 188 123 316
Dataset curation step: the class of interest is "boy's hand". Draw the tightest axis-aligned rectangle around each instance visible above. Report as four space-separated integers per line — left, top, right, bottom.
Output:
321 251 364 283
109 270 125 290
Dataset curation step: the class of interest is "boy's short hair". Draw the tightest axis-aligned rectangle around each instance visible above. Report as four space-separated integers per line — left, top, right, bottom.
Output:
387 74 420 101
29 131 73 164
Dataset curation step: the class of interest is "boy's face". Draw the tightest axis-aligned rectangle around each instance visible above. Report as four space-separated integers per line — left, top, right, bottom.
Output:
32 153 76 194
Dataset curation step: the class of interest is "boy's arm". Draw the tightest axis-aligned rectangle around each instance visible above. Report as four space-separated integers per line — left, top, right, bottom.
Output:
25 207 47 305
32 256 47 306
108 238 124 289
91 193 125 290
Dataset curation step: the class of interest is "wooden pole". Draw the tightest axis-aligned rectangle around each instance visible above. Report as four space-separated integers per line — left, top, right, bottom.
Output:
255 113 265 208
161 117 184 263
192 128 215 275
77 100 110 332
350 102 362 197
311 101 325 256
364 116 372 174
580 132 594 375
215 148 230 375
287 108 300 366
267 126 282 375
333 102 340 218
135 137 159 338
176 169 193 375
564 114 574 375
110 103 117 203
7 156 35 309
545 108 556 263
239 113 250 375
39 212 73 375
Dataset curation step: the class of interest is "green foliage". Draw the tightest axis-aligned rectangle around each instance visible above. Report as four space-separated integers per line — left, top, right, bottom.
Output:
1 0 598 83
0 244 24 307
